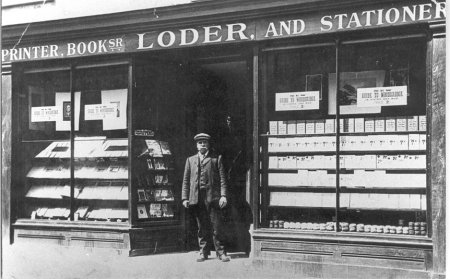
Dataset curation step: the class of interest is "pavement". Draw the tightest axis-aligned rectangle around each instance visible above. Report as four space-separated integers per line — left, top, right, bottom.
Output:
1 242 296 279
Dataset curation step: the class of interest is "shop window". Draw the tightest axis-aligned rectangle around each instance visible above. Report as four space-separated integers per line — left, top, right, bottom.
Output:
17 63 130 223
260 37 428 237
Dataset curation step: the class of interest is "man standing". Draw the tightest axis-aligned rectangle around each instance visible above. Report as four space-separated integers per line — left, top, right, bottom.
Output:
182 133 230 262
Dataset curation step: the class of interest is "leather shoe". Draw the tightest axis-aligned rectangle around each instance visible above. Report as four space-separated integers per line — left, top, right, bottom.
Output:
218 254 230 262
196 254 208 262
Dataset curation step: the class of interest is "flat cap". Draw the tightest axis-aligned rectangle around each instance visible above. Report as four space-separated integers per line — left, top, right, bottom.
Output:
194 133 211 142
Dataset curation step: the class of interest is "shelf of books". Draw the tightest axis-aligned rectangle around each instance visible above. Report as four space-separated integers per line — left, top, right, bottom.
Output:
24 137 129 222
262 115 428 237
135 139 177 222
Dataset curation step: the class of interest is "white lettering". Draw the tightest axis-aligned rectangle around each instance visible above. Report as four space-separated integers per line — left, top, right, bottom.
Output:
346 12 362 28
157 31 176 47
402 5 417 22
50 45 58 57
293 19 305 34
362 10 376 26
419 4 432 20
116 38 123 47
98 40 107 53
434 1 446 19
385 8 400 24
280 21 291 35
180 28 199 45
265 22 279 37
377 9 384 25
41 45 49 58
2 49 9 62
87 41 97 53
67 43 76 56
320 16 333 31
10 48 19 61
137 33 154 50
32 46 39 58
204 25 222 43
225 23 248 41
334 14 348 29
23 47 31 60
77 42 87 55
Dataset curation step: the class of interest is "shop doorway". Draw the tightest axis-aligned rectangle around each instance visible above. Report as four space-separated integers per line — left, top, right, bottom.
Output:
134 46 253 255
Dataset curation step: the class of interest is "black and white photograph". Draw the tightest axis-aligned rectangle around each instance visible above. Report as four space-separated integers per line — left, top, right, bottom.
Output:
0 0 447 278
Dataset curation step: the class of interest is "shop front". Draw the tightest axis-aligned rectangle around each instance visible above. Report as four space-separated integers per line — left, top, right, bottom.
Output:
1 0 445 277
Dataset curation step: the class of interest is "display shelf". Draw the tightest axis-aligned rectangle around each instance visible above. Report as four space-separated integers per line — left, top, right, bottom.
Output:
261 131 427 137
339 150 426 155
268 186 336 192
268 151 336 155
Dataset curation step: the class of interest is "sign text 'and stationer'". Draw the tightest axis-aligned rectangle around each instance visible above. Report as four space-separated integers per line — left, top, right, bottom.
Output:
2 0 445 63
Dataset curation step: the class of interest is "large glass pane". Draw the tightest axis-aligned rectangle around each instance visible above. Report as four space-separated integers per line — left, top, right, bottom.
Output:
19 70 71 220
262 46 338 231
337 39 427 236
73 65 129 222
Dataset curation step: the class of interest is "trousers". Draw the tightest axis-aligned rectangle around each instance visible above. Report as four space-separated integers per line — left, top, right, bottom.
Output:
190 189 225 256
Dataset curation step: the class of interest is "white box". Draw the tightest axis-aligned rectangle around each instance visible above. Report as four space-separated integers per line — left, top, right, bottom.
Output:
325 119 335 133
268 156 278 169
374 118 385 132
419 134 427 150
315 120 325 134
306 120 315 134
408 134 420 150
364 118 375 132
407 116 418 131
278 121 287 134
396 117 407 132
354 118 365 133
343 118 355 133
418 115 427 131
269 121 278 135
385 117 396 132
296 120 306 134
287 120 296 135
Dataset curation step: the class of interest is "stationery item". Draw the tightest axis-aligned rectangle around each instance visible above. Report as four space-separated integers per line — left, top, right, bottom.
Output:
101 89 128 130
305 120 315 134
315 120 325 134
364 118 375 132
343 118 354 133
408 134 420 150
269 121 278 135
407 116 419 131
296 120 306 134
418 115 427 131
374 118 385 132
325 119 335 133
419 134 427 150
396 117 407 132
354 118 365 133
137 204 149 219
287 120 296 134
385 117 396 132
278 121 287 134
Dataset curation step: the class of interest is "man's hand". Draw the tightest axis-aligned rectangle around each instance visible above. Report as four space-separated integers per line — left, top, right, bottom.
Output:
219 196 227 209
182 200 189 208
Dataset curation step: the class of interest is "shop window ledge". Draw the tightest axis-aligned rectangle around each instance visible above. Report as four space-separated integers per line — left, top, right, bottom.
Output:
13 218 130 232
252 228 432 249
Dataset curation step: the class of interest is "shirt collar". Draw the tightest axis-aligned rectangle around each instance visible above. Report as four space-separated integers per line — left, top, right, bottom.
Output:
198 150 209 158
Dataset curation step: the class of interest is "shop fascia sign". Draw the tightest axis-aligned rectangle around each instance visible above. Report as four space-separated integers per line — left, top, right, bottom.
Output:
2 0 445 63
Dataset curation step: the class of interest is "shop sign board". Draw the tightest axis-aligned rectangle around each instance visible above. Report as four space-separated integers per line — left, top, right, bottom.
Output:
275 91 320 111
2 0 445 63
357 86 408 107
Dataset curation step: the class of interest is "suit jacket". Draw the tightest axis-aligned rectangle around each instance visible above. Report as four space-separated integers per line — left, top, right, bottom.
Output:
182 151 228 206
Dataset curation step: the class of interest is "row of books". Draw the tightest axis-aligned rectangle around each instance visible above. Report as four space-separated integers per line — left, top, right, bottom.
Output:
269 115 426 135
136 173 170 187
27 161 128 179
268 134 426 152
137 189 174 202
30 206 128 220
36 139 128 158
270 192 426 210
268 171 426 188
147 158 173 170
137 203 175 219
25 182 128 200
269 155 426 169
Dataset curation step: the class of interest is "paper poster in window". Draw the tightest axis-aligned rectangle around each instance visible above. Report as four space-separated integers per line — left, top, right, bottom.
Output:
55 92 81 131
101 89 128 130
328 71 384 115
28 86 46 130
